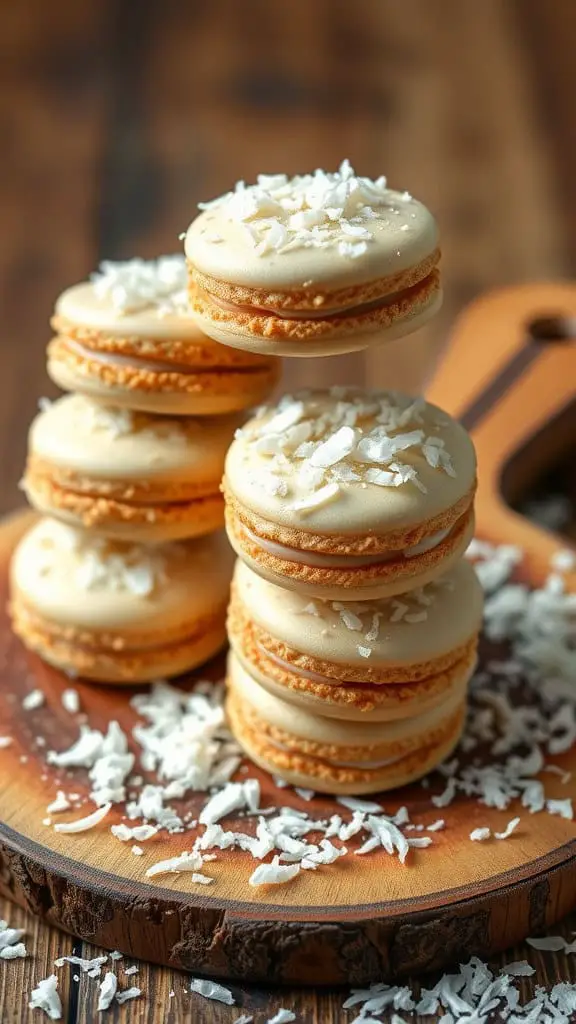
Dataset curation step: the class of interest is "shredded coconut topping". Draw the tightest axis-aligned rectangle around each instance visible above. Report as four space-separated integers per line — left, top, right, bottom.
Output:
198 160 413 259
237 388 457 511
91 255 188 316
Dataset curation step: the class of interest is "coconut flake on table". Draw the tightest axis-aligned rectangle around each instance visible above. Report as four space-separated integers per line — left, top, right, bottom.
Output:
61 689 80 714
91 255 189 316
22 689 45 711
494 816 520 839
237 389 457 510
46 792 72 815
265 1012 297 1024
190 978 235 1005
97 972 118 1011
28 975 62 1020
0 737 12 749
111 823 159 842
53 803 112 834
115 987 142 1005
0 921 27 959
145 851 205 878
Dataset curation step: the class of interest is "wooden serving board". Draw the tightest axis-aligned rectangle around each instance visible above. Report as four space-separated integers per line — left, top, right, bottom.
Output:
1 284 575 988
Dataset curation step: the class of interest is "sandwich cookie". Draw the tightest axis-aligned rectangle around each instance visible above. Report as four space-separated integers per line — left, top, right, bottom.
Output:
227 653 466 795
10 518 233 683
48 256 280 415
185 160 441 358
228 558 482 721
23 394 238 542
224 388 476 600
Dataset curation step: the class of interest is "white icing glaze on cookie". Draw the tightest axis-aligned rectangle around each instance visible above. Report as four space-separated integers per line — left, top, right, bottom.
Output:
233 558 483 668
29 394 237 485
225 388 476 533
186 161 438 290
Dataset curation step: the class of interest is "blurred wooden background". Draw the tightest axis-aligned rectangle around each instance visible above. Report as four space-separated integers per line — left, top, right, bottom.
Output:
1 1 576 1020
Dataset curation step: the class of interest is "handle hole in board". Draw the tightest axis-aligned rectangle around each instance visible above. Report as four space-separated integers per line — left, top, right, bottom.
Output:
526 315 576 344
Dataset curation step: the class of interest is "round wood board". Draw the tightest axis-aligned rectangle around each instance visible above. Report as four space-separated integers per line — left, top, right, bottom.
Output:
1 510 576 987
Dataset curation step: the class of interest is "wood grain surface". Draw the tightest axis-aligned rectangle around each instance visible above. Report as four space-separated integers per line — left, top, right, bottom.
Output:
1 0 576 1020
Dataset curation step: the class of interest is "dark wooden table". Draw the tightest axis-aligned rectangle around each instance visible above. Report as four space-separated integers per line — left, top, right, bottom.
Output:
1 1 576 1020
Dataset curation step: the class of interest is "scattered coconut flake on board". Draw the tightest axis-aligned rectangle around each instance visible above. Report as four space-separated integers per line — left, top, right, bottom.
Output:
470 827 491 842
501 961 536 977
115 987 141 1005
266 1011 297 1024
232 1016 254 1024
0 920 27 960
23 689 44 711
53 803 111 834
46 792 72 815
526 935 569 952
190 978 235 1005
97 972 117 1011
249 856 301 888
0 737 12 749
28 975 62 1020
494 816 520 839
61 689 80 714
145 851 204 878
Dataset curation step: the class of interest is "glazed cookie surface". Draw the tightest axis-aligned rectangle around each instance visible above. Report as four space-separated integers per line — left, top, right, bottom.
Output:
185 161 441 357
24 394 238 542
224 388 476 599
48 256 280 415
228 558 482 720
10 518 233 683
227 653 465 795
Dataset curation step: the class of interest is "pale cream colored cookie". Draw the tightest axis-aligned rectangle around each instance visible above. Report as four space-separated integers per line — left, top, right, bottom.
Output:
10 517 233 683
226 653 465 795
185 162 441 357
224 388 476 599
228 558 482 721
23 394 239 542
47 257 280 415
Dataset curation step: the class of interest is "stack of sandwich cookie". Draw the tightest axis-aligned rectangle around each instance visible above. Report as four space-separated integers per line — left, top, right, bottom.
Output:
11 256 277 683
185 161 441 358
222 386 480 792
10 519 233 683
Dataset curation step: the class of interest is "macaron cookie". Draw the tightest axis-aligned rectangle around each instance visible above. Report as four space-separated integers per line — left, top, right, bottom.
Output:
226 653 466 795
47 256 280 415
10 518 233 683
23 394 238 542
228 558 482 721
224 388 476 600
185 160 441 357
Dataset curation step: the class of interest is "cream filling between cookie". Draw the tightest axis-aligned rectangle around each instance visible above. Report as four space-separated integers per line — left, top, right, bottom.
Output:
201 270 438 322
240 522 452 568
62 339 260 375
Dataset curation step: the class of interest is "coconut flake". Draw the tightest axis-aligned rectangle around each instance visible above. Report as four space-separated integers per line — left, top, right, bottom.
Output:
115 987 141 1005
249 856 301 887
190 978 235 1005
61 689 80 714
29 976 62 1019
145 851 204 878
266 1012 296 1024
53 803 111 834
494 816 520 839
91 256 188 316
470 827 491 842
97 972 118 1011
0 737 12 749
23 689 44 711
